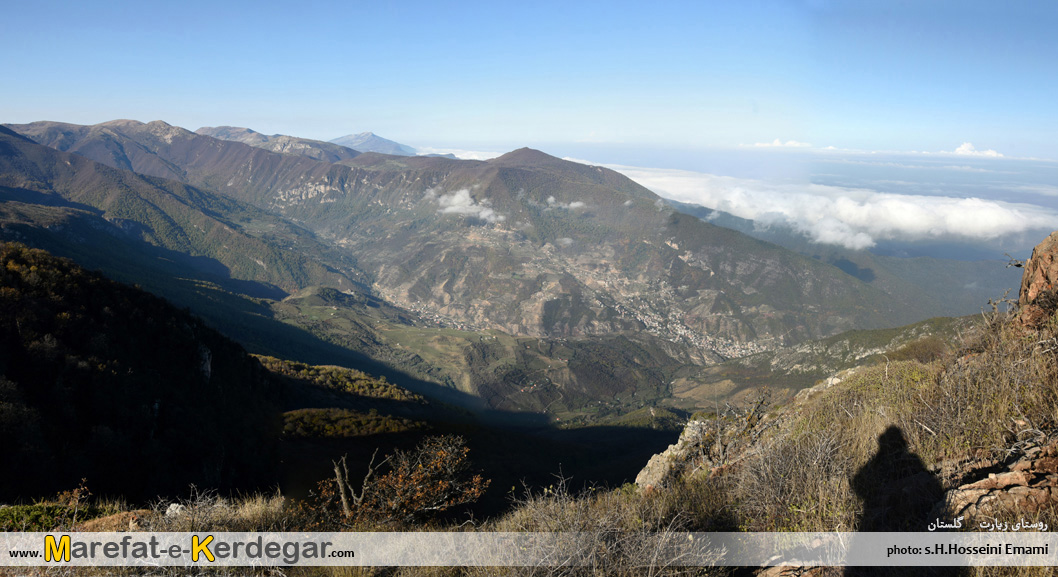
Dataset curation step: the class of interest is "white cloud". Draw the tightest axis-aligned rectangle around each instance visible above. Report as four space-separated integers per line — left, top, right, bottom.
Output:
751 138 812 148
808 143 1038 161
951 142 1003 158
544 195 587 210
427 188 506 223
602 164 1058 251
556 237 574 247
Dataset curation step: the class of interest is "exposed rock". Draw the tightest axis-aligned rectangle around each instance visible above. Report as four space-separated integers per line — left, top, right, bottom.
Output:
635 420 712 490
938 441 1058 522
961 470 1029 491
1017 230 1058 329
199 344 212 383
792 369 853 404
636 392 773 491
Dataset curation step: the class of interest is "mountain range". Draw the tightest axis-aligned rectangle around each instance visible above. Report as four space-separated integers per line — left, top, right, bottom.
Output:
0 119 1020 419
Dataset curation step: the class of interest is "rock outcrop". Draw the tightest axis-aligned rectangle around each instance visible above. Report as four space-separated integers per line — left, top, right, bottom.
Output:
1017 230 1058 329
635 420 712 490
636 393 771 490
939 441 1058 523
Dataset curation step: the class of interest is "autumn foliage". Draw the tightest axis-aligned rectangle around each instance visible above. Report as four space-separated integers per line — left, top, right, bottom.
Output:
303 435 490 529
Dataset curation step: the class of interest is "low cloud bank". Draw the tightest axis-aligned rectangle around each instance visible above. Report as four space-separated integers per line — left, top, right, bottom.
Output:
415 147 503 160
607 165 1058 251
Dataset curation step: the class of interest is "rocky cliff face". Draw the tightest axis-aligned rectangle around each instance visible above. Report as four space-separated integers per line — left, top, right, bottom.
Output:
1018 230 1058 329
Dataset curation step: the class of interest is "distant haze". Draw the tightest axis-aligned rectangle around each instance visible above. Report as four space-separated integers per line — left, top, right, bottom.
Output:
330 132 416 156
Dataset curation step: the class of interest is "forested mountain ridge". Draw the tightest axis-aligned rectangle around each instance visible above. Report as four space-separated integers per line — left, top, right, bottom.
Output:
0 242 280 499
667 199 1021 319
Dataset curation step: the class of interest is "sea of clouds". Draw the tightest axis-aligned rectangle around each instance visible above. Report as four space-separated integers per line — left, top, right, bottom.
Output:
587 157 1058 252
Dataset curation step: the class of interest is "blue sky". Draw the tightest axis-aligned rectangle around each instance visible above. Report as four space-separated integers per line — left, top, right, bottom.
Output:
4 0 1057 158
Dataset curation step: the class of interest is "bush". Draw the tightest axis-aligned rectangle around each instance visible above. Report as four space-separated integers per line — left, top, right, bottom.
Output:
302 435 489 529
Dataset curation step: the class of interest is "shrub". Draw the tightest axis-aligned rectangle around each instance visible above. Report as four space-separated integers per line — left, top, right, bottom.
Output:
303 435 489 529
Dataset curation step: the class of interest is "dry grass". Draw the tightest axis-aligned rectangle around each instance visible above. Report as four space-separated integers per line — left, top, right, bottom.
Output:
147 487 291 533
734 429 858 532
456 476 736 577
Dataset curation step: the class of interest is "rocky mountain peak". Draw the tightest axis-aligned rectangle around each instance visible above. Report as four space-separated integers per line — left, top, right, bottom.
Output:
1017 229 1058 328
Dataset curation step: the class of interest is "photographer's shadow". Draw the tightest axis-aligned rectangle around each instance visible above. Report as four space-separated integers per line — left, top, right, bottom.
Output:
845 425 963 577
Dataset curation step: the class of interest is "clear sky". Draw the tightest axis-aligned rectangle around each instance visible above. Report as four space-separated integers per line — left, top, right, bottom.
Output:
4 0 1057 159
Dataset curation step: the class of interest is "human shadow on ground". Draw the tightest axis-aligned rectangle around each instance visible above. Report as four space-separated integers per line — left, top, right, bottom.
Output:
845 425 964 577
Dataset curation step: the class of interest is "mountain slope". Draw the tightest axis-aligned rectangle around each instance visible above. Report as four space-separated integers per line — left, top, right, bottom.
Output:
0 125 363 294
330 132 416 156
667 199 1022 318
196 126 362 163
